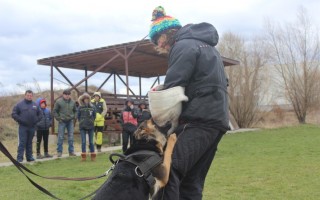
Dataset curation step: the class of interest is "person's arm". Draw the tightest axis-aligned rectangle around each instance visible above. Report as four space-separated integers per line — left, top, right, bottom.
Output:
131 108 139 119
164 42 198 89
101 100 107 117
48 110 53 127
11 103 21 122
92 108 96 120
73 102 77 121
36 105 43 123
53 101 61 122
119 111 124 126
77 107 81 121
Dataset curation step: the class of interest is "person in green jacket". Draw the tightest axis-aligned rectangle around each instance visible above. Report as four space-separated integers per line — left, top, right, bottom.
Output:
91 92 107 152
53 89 77 157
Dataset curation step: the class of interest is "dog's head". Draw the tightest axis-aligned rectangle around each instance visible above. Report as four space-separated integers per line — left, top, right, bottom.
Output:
134 119 167 150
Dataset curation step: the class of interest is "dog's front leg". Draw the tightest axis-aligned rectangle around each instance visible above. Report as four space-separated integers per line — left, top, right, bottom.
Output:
159 133 177 187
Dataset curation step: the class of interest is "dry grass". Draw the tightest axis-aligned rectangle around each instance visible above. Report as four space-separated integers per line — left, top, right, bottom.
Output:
255 109 320 129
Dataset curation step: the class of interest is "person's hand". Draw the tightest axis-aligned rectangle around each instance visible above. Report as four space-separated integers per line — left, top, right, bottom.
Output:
130 105 134 109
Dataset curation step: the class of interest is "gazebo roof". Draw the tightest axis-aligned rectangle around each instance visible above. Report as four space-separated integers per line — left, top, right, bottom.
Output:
37 39 239 78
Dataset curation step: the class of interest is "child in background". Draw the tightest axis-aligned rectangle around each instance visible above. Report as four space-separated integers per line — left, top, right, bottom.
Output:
36 98 53 159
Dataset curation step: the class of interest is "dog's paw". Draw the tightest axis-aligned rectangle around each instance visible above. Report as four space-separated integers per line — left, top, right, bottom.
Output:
168 133 177 144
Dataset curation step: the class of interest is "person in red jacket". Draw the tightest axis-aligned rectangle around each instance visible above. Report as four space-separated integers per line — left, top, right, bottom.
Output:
119 99 139 153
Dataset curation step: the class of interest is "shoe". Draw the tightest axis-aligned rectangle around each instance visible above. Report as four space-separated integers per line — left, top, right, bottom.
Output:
90 153 96 161
36 153 43 159
69 152 77 156
27 157 35 162
57 152 62 157
17 159 23 163
81 153 87 161
44 153 53 158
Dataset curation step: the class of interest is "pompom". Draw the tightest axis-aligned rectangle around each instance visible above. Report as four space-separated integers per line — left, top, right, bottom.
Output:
152 6 166 21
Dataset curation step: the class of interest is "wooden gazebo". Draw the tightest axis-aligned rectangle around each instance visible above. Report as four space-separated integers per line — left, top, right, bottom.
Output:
37 39 239 134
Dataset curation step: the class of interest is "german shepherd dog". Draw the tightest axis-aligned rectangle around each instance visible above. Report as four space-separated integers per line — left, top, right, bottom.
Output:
93 119 177 200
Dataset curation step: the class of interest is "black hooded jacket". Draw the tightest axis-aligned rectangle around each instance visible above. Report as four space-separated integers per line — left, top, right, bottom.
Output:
164 22 229 130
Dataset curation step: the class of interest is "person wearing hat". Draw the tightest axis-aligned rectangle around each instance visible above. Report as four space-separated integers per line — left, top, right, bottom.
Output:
78 93 96 161
119 99 139 153
35 98 53 159
53 89 77 157
137 101 151 126
149 6 229 199
91 92 107 152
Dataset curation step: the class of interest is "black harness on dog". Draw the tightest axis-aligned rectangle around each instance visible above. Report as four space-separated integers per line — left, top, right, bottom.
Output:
109 149 163 189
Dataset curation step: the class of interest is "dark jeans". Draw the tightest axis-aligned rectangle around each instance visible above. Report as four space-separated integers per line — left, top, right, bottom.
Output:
17 125 35 161
154 124 225 200
36 129 49 154
121 127 136 152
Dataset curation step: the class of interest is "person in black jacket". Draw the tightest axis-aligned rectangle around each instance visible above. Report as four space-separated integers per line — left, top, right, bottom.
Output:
35 98 53 159
137 101 151 126
149 6 229 200
12 90 42 162
78 93 96 161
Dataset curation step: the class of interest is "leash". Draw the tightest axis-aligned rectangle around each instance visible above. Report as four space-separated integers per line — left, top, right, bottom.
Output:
0 141 114 199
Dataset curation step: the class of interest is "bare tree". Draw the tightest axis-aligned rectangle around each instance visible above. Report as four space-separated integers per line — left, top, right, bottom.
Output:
265 7 320 123
218 32 270 128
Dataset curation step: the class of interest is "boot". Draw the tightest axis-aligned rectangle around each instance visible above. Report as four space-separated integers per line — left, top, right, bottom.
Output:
36 153 43 159
97 145 101 152
91 153 96 161
44 152 53 158
81 153 87 161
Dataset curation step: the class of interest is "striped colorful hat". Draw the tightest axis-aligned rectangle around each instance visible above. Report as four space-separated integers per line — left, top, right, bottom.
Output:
149 6 182 45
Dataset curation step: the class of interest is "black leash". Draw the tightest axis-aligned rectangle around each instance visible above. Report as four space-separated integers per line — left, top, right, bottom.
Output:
0 141 112 199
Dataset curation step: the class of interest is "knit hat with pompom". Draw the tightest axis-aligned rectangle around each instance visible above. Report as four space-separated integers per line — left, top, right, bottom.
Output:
149 6 182 45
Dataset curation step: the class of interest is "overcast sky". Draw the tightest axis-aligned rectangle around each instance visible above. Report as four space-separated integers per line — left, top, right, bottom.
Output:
0 0 319 96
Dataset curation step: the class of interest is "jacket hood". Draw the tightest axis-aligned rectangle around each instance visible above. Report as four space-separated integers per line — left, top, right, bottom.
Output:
36 97 46 107
175 22 219 46
93 92 101 98
78 93 92 106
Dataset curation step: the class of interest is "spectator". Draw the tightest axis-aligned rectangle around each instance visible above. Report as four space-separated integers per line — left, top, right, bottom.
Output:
91 92 107 152
35 98 53 159
78 93 96 161
12 90 42 162
119 99 139 152
149 6 229 199
137 101 151 126
53 89 77 157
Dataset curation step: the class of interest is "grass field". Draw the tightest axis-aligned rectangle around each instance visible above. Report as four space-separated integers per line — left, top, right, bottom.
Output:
0 124 319 200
